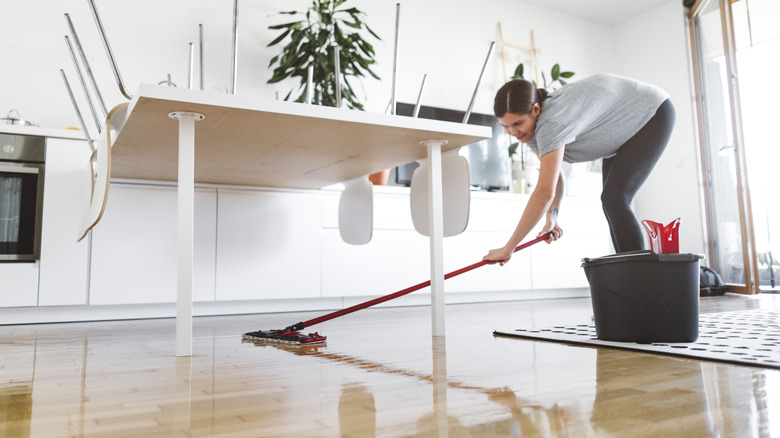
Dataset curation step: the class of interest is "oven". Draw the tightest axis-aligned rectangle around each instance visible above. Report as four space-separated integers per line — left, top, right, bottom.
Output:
0 133 45 262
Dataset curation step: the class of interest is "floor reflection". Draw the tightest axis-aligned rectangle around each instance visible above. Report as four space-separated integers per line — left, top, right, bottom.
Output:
0 383 32 438
245 329 778 437
172 356 193 433
244 337 599 436
0 340 35 438
338 382 376 437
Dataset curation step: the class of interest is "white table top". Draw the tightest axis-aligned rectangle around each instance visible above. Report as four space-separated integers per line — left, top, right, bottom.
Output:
110 84 492 189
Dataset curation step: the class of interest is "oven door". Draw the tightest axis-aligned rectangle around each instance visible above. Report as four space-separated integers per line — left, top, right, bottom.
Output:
0 163 44 262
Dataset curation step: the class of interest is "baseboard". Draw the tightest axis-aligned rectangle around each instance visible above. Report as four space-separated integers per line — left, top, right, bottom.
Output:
0 288 590 325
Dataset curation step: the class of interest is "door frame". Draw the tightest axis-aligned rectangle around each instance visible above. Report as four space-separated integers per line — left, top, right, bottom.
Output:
687 0 761 294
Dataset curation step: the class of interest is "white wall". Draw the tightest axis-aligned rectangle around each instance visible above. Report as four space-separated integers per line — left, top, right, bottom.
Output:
2 0 613 130
613 1 706 255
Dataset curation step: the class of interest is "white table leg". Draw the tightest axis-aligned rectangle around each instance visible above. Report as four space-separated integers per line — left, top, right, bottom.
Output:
421 139 447 337
169 111 204 357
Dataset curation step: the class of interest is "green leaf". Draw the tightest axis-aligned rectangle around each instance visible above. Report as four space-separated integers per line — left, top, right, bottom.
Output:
338 7 360 15
334 22 344 43
342 19 361 29
267 29 292 47
365 24 381 41
357 39 374 55
268 20 303 30
509 142 519 157
268 71 287 84
551 64 560 81
560 71 575 78
513 63 524 79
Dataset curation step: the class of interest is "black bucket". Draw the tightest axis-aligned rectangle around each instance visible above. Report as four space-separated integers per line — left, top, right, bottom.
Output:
581 250 703 343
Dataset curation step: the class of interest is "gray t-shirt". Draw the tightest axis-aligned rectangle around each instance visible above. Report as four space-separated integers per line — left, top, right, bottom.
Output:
526 74 669 163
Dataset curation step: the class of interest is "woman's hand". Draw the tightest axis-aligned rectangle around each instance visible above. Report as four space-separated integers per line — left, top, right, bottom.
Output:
538 224 563 243
483 246 514 266
539 208 562 243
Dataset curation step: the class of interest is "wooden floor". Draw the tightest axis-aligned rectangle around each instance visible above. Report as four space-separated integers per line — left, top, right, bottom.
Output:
2 294 779 437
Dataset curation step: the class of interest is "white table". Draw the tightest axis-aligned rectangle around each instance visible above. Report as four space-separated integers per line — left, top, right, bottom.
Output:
111 84 491 355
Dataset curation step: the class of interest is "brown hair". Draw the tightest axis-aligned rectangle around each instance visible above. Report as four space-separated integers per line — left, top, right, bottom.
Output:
493 79 548 118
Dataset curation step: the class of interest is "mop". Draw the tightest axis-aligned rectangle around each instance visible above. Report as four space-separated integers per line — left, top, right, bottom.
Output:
244 10 524 345
243 232 552 344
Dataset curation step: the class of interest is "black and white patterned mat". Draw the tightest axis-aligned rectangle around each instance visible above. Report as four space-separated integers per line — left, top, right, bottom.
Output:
494 310 780 369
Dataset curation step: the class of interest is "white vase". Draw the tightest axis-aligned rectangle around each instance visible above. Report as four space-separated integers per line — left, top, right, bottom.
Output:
512 161 538 194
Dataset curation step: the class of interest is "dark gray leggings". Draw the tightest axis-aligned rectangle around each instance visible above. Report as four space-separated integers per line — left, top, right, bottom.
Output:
601 98 676 253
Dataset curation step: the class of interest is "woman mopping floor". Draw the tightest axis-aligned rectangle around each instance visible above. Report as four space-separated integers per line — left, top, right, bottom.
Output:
483 74 676 265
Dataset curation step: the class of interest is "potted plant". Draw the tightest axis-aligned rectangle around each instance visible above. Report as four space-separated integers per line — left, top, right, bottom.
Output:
266 0 381 110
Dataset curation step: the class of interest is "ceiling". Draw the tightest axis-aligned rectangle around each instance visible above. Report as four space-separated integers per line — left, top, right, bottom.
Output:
518 0 677 26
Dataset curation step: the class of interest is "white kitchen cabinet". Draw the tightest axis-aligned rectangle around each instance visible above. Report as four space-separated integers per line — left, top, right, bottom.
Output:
320 188 605 297
530 197 611 289
2 170 606 320
442 231 534 293
439 192 533 293
37 137 91 306
321 187 431 298
0 263 39 307
321 229 430 297
89 183 217 304
215 188 322 301
321 228 533 298
319 185 415 230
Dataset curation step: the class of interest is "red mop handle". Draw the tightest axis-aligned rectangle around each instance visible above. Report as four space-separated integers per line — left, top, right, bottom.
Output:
288 232 552 331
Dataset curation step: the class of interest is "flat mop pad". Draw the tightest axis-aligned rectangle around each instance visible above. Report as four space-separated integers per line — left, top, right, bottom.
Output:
242 329 326 345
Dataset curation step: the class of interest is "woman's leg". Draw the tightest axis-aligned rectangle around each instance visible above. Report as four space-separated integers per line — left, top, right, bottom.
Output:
601 99 676 253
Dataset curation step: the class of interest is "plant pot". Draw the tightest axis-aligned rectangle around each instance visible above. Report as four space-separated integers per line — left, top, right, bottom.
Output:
368 169 390 185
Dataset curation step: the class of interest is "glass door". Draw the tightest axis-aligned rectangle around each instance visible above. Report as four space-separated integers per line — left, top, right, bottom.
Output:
689 0 760 293
731 0 780 291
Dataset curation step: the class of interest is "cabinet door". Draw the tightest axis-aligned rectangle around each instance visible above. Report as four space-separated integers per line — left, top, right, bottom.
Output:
89 184 217 304
0 264 39 307
440 194 533 293
215 189 321 301
321 229 430 297
443 231 533 293
531 200 611 289
38 138 91 306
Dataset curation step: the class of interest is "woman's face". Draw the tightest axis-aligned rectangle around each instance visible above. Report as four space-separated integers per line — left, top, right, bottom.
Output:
498 103 541 143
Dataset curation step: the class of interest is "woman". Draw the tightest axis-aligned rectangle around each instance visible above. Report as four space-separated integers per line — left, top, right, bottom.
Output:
483 74 675 265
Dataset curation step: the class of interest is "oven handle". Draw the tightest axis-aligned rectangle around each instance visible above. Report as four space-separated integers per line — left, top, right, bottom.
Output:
0 164 42 174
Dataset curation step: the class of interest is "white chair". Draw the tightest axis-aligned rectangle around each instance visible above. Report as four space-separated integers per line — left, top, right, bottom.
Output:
78 103 129 242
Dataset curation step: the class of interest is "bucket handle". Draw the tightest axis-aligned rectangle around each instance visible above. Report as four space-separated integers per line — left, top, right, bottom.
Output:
666 218 681 241
641 220 660 239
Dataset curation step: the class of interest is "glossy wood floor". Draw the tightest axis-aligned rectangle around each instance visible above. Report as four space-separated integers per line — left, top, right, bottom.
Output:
2 293 779 437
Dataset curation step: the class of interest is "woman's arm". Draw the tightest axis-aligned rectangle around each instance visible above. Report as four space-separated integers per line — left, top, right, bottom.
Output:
483 147 565 265
542 166 565 243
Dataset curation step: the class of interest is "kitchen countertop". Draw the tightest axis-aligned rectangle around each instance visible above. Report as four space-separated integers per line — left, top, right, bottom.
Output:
0 124 89 141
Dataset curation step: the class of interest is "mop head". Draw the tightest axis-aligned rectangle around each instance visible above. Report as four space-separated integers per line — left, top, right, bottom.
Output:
242 329 327 345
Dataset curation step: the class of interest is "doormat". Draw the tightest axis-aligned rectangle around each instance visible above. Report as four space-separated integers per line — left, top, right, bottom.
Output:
494 310 780 370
